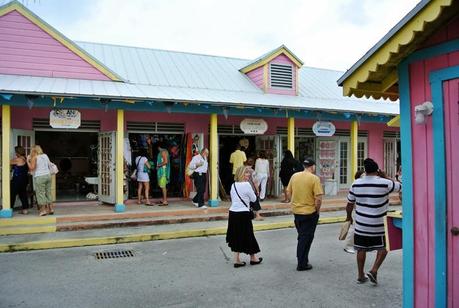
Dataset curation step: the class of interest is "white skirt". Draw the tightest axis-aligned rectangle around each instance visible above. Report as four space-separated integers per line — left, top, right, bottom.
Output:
137 171 150 182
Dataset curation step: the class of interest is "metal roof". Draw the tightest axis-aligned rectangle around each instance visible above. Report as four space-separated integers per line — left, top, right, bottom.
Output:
0 38 399 115
0 72 398 115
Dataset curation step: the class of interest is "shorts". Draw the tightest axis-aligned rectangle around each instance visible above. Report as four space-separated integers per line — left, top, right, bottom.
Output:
354 233 386 251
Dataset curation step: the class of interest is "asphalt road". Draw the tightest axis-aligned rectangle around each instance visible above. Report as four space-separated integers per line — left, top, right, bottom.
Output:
0 223 402 308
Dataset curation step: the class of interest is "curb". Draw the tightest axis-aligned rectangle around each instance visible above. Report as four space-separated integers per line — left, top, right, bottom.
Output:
0 216 346 253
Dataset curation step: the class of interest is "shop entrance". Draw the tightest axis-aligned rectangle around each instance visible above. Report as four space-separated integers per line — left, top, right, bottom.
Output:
35 131 98 201
128 133 185 199
218 135 256 195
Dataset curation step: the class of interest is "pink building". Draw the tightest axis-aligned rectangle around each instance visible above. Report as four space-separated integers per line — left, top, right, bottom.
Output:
0 1 398 217
339 0 459 307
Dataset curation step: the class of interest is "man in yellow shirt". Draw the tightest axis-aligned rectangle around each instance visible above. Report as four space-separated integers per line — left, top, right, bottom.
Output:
286 158 323 271
229 144 247 177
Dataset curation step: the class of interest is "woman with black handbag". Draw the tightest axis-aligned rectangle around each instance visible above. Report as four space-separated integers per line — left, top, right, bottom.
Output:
226 166 263 268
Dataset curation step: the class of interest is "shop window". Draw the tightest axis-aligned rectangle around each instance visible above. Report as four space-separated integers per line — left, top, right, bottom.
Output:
339 142 348 184
357 142 365 172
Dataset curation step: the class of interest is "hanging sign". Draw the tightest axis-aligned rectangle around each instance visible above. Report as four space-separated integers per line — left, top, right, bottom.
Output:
240 118 268 135
312 121 336 137
49 109 81 129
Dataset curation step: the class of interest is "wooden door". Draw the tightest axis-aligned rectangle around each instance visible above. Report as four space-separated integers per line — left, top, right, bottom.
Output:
98 132 115 204
445 78 459 308
383 138 397 178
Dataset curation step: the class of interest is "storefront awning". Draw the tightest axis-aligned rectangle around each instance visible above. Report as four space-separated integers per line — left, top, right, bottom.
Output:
337 0 459 100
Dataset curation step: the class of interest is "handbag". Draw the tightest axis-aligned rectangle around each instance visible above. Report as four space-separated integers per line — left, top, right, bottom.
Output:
186 164 195 177
48 162 59 175
233 183 255 220
339 220 352 240
130 156 142 181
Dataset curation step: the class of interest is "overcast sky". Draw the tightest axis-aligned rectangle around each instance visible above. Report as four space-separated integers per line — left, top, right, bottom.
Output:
14 0 420 71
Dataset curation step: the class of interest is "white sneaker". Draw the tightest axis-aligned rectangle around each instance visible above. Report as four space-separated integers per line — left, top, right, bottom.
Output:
200 205 208 209
344 248 356 254
192 202 199 207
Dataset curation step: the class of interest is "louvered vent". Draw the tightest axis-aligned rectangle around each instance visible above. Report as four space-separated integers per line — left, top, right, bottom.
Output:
383 131 400 138
33 118 100 130
208 125 244 135
276 127 368 137
276 127 314 136
127 122 184 133
270 63 293 89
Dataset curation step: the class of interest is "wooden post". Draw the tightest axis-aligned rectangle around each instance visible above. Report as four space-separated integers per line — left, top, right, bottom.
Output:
115 109 125 212
350 120 358 177
288 117 295 155
208 113 219 207
1 105 11 218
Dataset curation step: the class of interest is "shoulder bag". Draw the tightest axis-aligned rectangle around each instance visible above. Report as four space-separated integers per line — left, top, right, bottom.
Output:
233 183 255 220
130 156 142 181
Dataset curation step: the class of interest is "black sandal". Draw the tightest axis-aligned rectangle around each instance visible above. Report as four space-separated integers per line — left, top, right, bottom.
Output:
234 262 246 268
250 257 263 265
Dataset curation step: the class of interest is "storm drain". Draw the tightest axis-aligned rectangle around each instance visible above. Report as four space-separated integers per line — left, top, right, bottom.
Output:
95 250 135 260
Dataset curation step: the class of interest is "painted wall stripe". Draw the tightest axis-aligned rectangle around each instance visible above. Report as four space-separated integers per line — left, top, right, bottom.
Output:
398 61 414 308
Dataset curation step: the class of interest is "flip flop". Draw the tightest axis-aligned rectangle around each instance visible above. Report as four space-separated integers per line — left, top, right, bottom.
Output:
157 202 168 206
367 272 378 285
357 277 368 284
233 262 246 268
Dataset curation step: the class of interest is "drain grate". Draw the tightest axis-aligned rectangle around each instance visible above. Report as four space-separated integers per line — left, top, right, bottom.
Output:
95 250 135 260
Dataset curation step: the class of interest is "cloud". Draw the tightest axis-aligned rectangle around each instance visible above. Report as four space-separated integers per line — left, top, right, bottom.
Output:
34 0 420 70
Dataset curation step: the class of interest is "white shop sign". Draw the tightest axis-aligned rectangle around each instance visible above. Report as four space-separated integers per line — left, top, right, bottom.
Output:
240 118 268 135
312 121 336 137
50 109 81 129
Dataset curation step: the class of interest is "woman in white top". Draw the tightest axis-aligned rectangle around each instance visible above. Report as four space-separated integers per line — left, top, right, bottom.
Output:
254 151 270 201
135 149 151 206
27 145 52 216
226 166 263 268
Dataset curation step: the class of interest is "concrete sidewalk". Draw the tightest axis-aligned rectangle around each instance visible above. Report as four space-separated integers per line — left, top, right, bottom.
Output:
0 209 352 253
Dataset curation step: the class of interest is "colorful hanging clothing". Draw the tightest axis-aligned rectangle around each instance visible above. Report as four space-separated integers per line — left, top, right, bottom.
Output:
157 148 170 188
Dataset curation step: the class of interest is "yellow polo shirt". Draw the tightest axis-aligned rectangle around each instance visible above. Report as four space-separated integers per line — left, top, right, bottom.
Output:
287 171 324 215
229 150 247 174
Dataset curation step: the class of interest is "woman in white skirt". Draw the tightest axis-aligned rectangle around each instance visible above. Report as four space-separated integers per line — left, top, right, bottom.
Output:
135 149 151 205
255 151 270 201
226 166 263 268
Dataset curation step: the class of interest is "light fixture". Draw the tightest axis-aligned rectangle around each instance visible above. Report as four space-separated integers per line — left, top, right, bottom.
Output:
25 95 39 110
414 101 433 124
222 107 229 119
163 101 174 113
343 112 352 119
100 98 111 112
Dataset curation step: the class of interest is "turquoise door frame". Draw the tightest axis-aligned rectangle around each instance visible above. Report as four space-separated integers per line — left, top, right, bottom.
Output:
430 65 459 308
398 38 459 308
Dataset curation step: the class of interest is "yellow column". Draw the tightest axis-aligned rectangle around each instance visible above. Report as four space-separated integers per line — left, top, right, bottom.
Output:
350 120 358 177
115 109 125 212
209 113 219 207
1 105 12 218
288 117 295 155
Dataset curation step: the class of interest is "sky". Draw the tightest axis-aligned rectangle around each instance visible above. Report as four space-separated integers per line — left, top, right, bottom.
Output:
8 0 420 71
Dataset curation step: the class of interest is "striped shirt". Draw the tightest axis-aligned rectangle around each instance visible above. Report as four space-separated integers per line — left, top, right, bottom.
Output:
347 176 401 237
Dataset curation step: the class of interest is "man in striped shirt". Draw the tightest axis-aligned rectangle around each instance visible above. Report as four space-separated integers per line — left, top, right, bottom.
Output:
346 158 401 285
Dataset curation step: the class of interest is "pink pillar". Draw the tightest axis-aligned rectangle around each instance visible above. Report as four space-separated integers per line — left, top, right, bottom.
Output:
367 125 384 170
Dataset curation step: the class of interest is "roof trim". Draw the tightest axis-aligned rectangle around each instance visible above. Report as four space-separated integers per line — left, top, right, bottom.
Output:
387 115 400 127
338 0 454 99
0 1 123 82
240 45 304 73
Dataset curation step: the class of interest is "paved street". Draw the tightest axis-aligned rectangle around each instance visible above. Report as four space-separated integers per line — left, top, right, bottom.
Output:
1 223 402 308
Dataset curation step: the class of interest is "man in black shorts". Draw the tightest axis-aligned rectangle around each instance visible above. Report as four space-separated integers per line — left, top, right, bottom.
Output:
346 158 401 285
